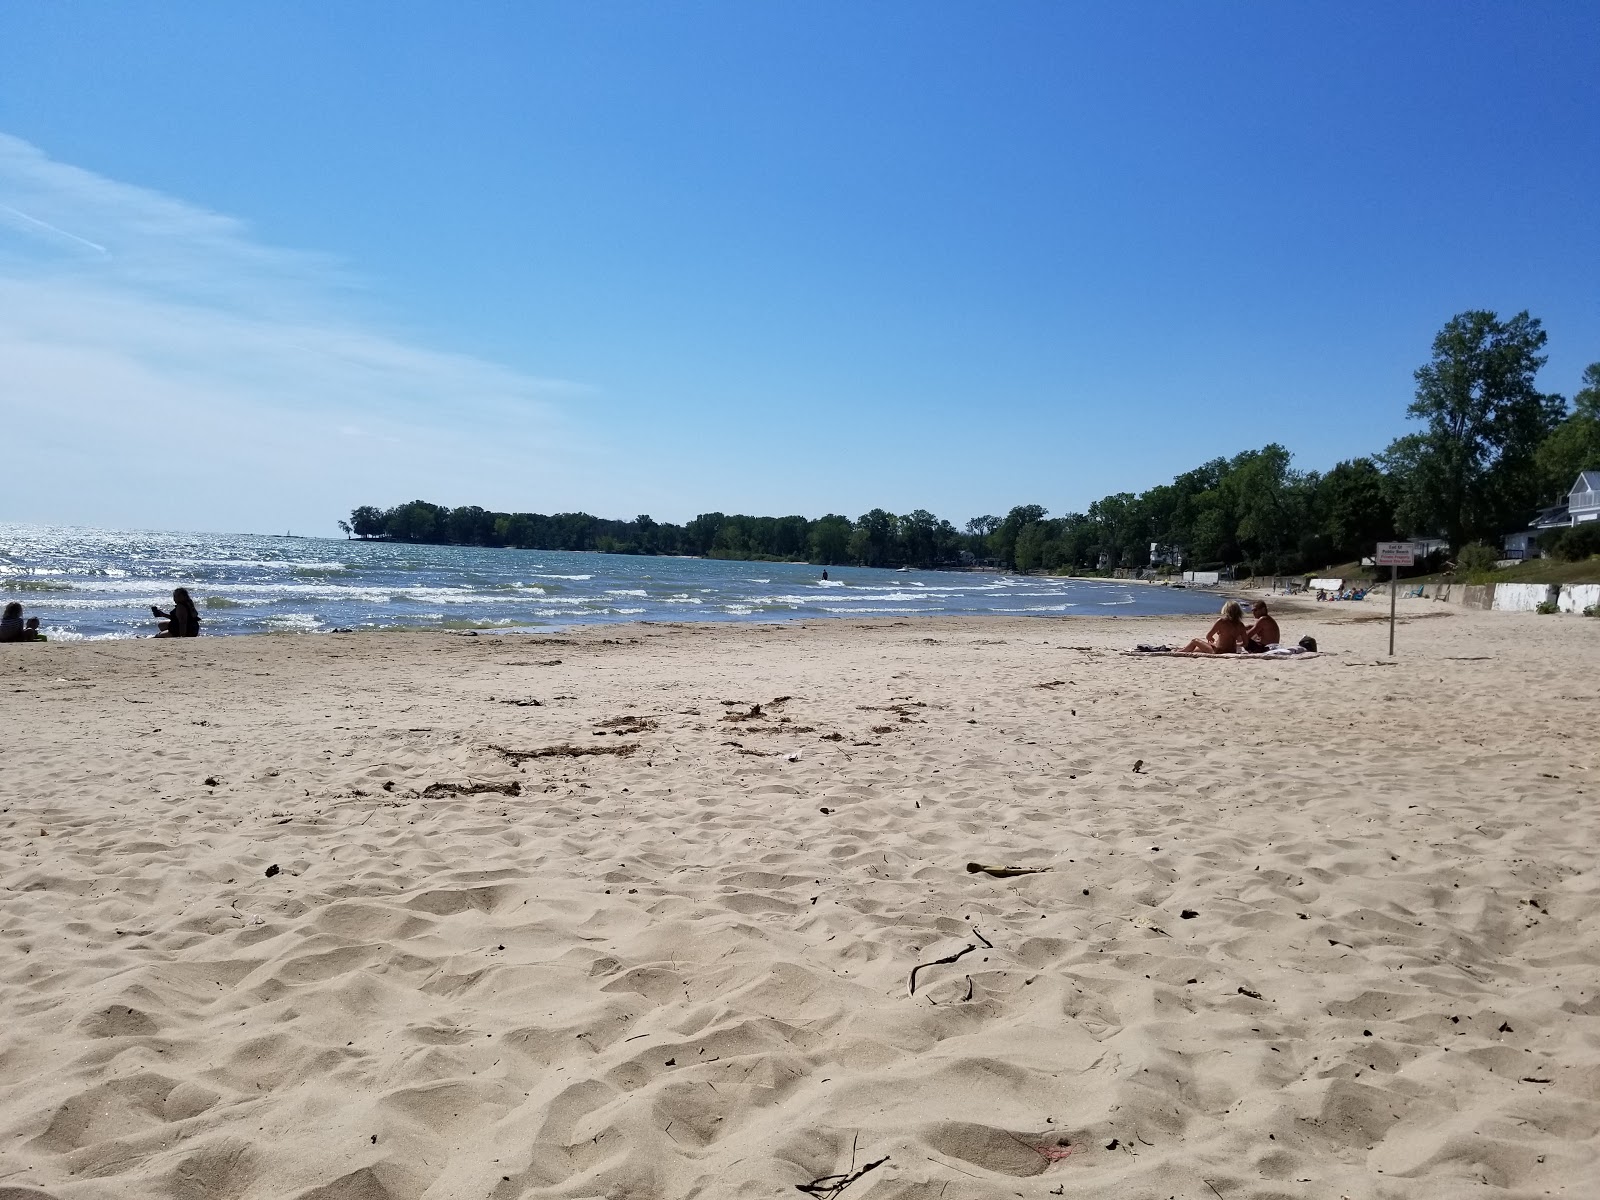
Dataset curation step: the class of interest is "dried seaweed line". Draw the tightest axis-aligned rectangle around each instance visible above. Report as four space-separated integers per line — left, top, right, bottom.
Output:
487 742 638 762
421 779 522 798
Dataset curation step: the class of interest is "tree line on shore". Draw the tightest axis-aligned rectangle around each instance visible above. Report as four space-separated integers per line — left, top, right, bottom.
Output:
343 311 1600 575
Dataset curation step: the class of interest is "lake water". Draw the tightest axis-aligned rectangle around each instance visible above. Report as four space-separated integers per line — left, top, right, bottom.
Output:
0 524 1221 640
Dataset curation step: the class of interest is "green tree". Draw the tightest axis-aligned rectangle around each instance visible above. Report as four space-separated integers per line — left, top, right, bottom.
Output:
851 509 899 567
988 505 1046 568
1218 445 1310 573
1314 457 1394 562
898 509 943 568
684 513 726 557
1384 310 1563 549
349 505 386 538
1535 362 1600 502
385 500 447 542
808 515 852 564
632 514 658 554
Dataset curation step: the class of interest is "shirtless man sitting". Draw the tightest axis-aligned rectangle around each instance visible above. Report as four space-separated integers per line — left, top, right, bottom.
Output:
1242 599 1280 653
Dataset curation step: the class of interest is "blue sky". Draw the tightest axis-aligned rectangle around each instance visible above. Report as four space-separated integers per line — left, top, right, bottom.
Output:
2 3 1596 535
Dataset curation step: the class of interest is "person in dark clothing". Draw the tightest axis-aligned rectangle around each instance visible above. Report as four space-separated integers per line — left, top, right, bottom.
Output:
0 602 24 643
152 587 201 637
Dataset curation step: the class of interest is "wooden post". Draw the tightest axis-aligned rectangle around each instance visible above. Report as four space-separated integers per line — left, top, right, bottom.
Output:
1389 562 1397 657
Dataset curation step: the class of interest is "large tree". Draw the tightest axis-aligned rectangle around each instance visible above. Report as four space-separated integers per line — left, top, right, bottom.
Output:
807 514 853 565
1313 457 1394 562
1384 310 1563 549
987 505 1047 568
1535 362 1600 502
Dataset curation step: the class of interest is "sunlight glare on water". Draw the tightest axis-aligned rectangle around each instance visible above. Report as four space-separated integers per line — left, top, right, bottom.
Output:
0 525 1220 639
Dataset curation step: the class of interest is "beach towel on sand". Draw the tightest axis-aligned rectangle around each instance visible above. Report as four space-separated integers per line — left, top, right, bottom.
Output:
1126 644 1319 659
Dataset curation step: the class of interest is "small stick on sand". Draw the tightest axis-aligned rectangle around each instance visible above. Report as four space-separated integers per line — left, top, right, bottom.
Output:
909 943 976 995
966 863 1050 878
795 1155 888 1198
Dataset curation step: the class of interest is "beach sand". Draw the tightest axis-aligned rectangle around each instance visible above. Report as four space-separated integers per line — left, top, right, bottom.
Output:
1 600 1596 1199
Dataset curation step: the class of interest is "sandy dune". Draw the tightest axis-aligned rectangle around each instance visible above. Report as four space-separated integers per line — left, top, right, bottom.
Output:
1 601 1597 1199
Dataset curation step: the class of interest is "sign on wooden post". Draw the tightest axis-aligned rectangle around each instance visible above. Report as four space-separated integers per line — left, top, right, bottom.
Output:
1376 543 1416 567
1375 542 1418 654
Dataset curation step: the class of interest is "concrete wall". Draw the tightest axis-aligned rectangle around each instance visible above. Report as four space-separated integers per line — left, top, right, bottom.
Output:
1184 571 1221 585
1492 583 1558 612
1399 579 1596 612
1558 584 1600 613
1308 577 1343 591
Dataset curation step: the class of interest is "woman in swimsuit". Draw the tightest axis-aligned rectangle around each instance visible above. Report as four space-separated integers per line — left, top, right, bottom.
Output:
152 587 201 637
1175 600 1248 654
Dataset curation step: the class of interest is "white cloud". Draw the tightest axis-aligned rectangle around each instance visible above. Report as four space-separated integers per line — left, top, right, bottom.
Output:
0 134 594 534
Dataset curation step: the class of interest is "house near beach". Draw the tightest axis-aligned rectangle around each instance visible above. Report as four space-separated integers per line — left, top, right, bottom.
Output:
1503 471 1600 560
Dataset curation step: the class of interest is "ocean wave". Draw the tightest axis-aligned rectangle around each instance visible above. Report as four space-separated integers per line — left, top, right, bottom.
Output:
264 612 324 632
763 591 934 605
164 557 350 571
821 606 922 613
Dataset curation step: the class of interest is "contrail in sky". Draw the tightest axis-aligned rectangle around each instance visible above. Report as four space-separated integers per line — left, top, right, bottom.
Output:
0 202 109 255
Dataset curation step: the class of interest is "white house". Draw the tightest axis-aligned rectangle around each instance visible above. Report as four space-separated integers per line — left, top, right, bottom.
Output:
1149 542 1182 568
1571 470 1600 524
1503 471 1600 559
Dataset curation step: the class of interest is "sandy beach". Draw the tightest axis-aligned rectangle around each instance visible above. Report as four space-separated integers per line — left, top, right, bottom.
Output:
2 600 1596 1200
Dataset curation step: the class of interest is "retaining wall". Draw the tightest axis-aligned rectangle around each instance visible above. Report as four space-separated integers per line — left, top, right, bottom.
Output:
1389 579 1596 612
1492 583 1558 612
1558 584 1600 613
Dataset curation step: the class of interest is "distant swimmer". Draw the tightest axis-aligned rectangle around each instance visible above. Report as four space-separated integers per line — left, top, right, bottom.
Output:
821 570 829 581
151 587 202 638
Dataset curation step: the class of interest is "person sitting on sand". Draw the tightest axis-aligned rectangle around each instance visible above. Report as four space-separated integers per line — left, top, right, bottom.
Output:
23 617 45 642
151 587 201 638
1174 600 1249 654
1242 599 1280 653
0 602 25 643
